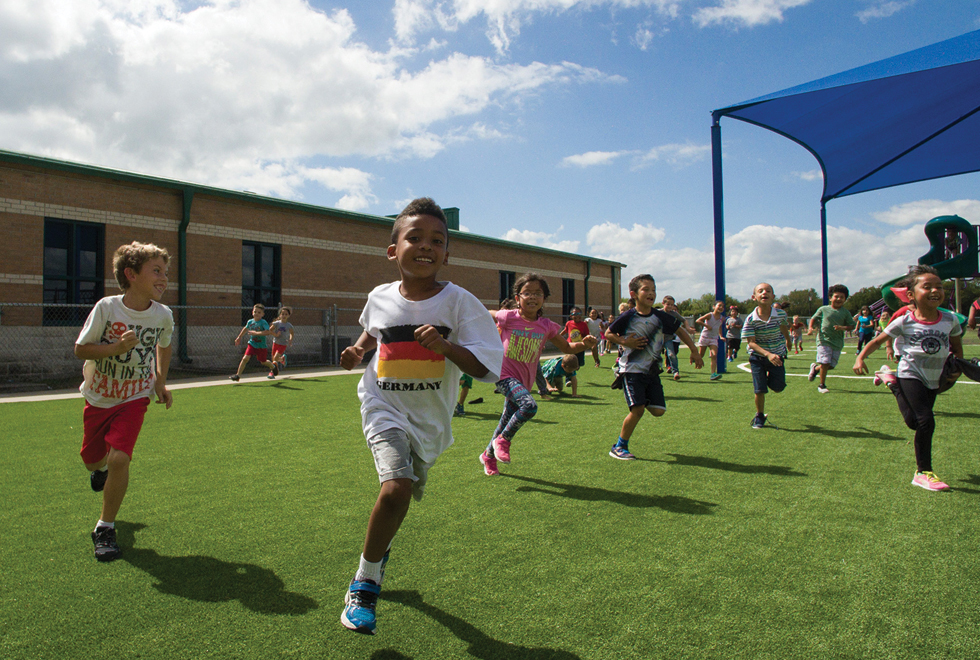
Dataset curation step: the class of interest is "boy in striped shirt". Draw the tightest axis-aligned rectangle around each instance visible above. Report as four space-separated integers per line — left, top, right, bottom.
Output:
742 283 792 429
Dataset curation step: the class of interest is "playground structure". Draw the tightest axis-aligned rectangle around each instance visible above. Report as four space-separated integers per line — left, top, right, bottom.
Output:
879 215 980 318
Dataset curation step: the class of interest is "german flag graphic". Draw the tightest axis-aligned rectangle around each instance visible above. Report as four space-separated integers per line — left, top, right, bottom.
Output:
377 325 451 379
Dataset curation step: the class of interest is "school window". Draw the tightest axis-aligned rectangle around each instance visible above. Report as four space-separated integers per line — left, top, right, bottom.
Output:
499 271 515 303
43 219 104 326
242 241 280 323
562 278 575 318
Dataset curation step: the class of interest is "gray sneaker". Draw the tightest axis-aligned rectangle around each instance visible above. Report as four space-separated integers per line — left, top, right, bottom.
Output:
751 413 767 429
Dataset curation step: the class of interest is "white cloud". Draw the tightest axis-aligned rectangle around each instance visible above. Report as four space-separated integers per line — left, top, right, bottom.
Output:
393 0 684 54
561 150 630 167
856 0 915 24
693 0 812 28
500 225 580 253
792 169 822 182
871 199 980 226
0 0 609 206
586 218 931 301
635 142 711 168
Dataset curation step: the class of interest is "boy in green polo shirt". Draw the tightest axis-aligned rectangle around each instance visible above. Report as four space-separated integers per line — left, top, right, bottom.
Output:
806 284 855 394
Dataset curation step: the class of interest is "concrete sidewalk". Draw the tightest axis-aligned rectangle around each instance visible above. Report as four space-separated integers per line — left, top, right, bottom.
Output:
0 365 366 404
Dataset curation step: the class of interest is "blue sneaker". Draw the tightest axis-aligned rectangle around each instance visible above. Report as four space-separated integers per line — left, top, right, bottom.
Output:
609 445 636 460
341 579 381 635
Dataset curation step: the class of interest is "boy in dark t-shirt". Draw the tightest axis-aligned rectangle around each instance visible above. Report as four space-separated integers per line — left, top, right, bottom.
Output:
604 275 702 460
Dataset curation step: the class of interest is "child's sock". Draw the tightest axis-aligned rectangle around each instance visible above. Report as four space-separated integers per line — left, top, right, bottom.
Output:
615 436 628 450
355 554 385 584
95 520 114 531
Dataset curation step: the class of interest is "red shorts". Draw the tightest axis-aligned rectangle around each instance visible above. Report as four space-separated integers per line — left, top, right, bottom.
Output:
272 343 288 354
80 397 149 463
245 344 268 362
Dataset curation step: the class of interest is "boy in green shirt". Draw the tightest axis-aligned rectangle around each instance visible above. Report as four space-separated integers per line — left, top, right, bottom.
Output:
806 284 855 393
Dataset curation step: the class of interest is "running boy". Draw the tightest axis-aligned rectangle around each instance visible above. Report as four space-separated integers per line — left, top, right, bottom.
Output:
806 284 855 394
604 275 703 460
231 304 279 380
743 282 791 429
338 198 503 635
75 242 174 561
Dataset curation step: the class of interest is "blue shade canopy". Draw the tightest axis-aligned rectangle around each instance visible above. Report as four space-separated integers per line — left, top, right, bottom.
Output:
715 29 980 202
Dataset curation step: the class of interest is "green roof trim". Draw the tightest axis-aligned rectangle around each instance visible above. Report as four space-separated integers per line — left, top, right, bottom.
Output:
0 148 624 269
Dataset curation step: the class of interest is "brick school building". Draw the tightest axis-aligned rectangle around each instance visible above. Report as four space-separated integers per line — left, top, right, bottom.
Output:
0 150 622 381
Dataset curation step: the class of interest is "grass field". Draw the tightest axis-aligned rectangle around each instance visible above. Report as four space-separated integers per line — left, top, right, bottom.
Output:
4 344 980 660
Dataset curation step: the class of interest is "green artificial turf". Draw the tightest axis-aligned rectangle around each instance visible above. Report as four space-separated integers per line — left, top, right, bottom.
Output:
3 345 980 659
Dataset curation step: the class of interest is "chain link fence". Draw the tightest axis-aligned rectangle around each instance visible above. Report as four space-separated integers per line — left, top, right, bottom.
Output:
0 303 367 390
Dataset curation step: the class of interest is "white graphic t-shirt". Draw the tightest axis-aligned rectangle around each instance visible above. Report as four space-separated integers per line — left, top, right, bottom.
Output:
77 296 174 408
885 309 962 390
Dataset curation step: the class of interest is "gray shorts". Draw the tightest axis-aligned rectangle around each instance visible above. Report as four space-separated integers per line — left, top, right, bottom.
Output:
367 428 434 502
816 345 842 369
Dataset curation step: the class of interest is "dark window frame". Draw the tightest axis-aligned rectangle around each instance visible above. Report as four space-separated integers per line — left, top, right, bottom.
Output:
499 271 516 304
43 218 104 326
562 278 575 319
241 241 281 323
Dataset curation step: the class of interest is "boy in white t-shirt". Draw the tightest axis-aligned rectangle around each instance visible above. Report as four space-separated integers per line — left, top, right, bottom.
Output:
338 198 503 635
75 242 175 562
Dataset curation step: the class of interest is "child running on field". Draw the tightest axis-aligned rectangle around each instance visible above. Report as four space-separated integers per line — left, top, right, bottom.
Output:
75 242 174 562
725 306 743 362
790 315 805 354
743 282 791 429
854 305 875 353
806 284 855 394
231 304 279 381
695 300 726 380
853 265 963 491
604 275 703 460
269 306 294 367
480 273 596 476
338 198 503 634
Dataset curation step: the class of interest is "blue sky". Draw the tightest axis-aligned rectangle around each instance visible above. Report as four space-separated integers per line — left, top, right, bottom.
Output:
1 0 978 300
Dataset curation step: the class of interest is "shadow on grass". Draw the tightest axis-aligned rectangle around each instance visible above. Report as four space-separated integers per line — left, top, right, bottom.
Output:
779 424 905 441
655 453 807 477
936 411 980 419
663 394 721 403
500 474 716 515
381 590 581 659
116 522 318 615
453 412 558 425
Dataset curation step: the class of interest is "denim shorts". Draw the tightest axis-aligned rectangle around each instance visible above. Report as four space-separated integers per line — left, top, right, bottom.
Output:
749 354 786 395
367 428 434 501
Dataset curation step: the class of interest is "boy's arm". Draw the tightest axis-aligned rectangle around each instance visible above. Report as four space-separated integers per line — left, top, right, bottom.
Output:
75 331 137 360
340 330 377 370
781 324 792 352
414 325 489 378
234 325 249 345
155 343 173 409
675 327 703 369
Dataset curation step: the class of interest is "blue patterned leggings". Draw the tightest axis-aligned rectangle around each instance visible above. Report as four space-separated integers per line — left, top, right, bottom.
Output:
486 377 538 455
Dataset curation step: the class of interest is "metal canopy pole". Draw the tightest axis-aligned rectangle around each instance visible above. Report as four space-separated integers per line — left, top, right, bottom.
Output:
711 112 727 373
820 201 830 304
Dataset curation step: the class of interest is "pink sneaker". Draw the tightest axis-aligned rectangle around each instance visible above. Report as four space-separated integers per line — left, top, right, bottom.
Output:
492 437 511 464
479 451 499 476
911 471 950 491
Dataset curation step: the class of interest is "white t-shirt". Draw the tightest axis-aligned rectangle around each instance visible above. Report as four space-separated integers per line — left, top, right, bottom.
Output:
357 281 504 463
76 295 174 408
585 317 602 337
885 309 962 390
